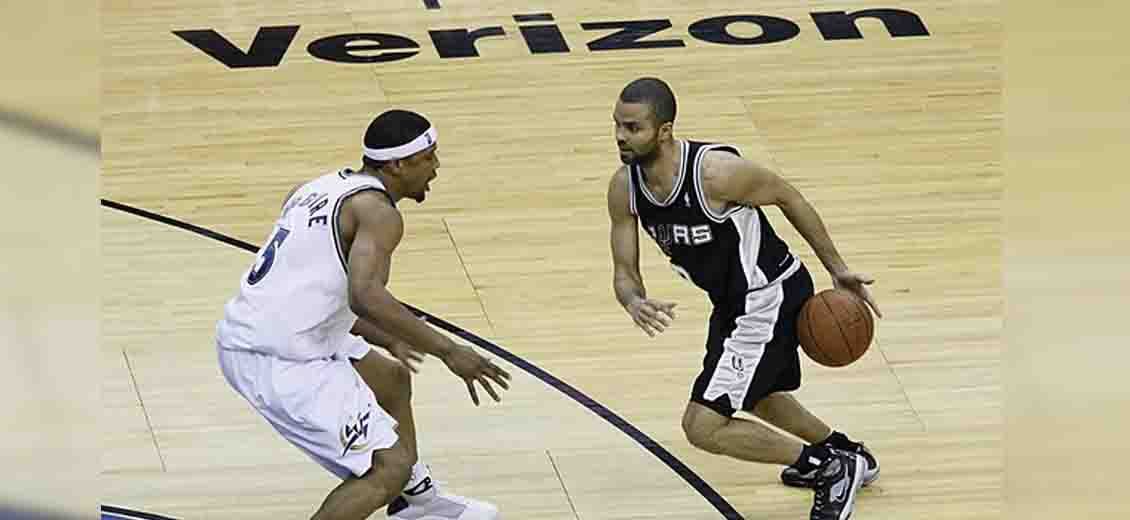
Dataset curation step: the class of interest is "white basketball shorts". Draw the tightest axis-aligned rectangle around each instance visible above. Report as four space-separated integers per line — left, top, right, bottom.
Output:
216 335 399 480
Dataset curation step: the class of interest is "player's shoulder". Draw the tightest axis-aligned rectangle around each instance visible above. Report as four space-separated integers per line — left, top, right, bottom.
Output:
608 164 632 193
700 145 745 169
606 164 637 217
700 147 748 186
335 179 397 223
339 188 404 248
343 187 398 216
611 164 631 183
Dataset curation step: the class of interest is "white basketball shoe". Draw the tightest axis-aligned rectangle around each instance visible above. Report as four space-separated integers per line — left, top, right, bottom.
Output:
386 493 499 520
386 471 499 520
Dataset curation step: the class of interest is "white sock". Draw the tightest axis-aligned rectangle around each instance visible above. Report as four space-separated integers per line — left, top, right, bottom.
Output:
402 461 437 504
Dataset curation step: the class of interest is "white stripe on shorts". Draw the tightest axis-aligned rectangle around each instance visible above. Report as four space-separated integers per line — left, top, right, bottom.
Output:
702 282 785 408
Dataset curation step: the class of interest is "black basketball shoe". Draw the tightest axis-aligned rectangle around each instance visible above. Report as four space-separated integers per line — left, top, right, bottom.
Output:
810 450 866 520
783 440 878 489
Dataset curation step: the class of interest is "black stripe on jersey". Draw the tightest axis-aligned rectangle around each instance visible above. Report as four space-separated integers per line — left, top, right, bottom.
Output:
332 186 394 274
692 144 746 223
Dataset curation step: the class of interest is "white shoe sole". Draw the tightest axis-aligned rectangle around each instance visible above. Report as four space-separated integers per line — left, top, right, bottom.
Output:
392 505 498 520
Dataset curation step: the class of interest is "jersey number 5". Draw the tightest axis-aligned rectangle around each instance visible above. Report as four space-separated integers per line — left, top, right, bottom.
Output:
248 227 291 285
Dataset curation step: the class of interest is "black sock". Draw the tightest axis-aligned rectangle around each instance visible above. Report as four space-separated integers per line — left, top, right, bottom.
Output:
793 444 832 473
820 431 856 451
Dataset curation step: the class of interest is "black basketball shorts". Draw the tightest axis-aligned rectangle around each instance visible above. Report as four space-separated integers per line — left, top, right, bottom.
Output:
690 263 815 417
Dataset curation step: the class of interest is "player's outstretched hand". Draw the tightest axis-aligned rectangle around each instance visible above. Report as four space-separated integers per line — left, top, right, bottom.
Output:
443 343 512 406
627 297 678 337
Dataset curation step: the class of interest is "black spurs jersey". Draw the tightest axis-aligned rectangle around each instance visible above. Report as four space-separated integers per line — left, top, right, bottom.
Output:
629 140 799 307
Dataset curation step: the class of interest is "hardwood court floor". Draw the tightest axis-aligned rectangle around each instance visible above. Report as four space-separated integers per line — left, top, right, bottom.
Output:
101 1 1001 518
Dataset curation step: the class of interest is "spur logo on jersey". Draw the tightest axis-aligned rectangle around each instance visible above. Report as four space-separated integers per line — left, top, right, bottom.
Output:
172 8 929 69
649 224 674 255
646 223 714 255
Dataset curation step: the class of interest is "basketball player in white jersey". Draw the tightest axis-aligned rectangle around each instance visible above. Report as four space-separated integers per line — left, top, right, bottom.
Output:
215 109 510 520
605 78 883 520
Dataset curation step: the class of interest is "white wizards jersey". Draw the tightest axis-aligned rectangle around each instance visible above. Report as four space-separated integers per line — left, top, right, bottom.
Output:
216 168 391 361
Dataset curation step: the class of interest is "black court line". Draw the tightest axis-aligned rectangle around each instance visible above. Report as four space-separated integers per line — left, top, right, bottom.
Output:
101 505 177 520
99 198 747 520
423 0 441 9
101 199 255 252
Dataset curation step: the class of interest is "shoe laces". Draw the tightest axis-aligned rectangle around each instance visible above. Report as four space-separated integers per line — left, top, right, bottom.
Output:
813 457 841 506
813 486 829 512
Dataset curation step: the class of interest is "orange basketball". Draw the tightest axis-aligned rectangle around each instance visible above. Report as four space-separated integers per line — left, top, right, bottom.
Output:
797 289 874 367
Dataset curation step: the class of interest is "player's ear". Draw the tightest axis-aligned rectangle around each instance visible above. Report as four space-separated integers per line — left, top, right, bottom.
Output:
658 120 673 140
386 159 404 175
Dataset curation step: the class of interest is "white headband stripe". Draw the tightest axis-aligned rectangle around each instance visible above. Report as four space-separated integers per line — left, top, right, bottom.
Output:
363 126 438 161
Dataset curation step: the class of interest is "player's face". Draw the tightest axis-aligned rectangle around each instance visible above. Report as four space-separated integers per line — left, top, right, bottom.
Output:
614 101 661 165
398 145 440 203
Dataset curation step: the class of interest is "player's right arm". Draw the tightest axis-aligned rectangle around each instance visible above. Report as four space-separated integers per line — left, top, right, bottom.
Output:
607 167 677 337
342 191 511 405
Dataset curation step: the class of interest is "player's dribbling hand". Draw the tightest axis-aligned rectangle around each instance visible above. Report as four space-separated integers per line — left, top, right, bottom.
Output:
627 297 678 337
832 271 882 318
442 343 512 406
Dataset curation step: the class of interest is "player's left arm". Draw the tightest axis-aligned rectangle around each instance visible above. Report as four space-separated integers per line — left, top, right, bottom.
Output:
350 318 398 347
703 151 882 317
351 318 424 373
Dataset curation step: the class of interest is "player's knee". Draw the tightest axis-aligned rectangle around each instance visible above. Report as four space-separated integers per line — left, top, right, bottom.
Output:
682 415 722 454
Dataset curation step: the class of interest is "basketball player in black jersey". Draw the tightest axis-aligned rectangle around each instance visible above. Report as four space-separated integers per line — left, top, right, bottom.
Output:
606 77 882 520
